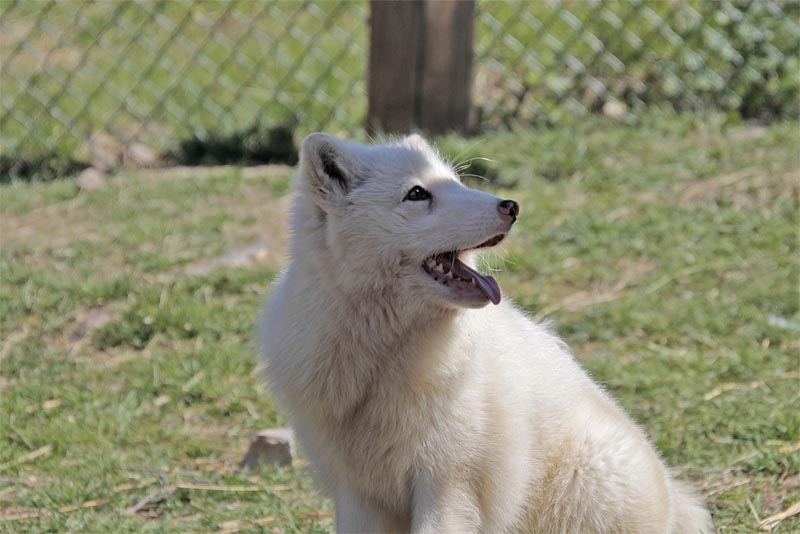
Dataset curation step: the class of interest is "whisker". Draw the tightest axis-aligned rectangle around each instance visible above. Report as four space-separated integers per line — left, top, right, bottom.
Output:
501 251 517 267
454 156 495 174
448 141 485 171
460 173 489 182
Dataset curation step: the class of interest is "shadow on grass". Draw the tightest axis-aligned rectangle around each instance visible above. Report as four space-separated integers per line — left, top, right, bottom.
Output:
0 153 90 184
169 124 298 167
0 123 299 184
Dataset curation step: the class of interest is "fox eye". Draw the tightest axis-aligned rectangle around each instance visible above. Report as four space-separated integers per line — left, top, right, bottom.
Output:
404 185 431 202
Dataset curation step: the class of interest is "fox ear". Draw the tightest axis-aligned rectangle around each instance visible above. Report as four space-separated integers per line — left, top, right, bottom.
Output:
405 134 431 149
404 133 432 151
300 133 360 211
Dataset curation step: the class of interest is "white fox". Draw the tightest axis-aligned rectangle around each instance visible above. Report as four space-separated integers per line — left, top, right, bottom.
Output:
260 133 713 533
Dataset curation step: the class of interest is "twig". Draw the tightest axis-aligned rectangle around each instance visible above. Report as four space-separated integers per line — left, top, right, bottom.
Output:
112 477 158 493
218 516 277 534
643 264 712 295
124 482 262 516
540 261 655 317
703 371 800 401
746 497 761 525
759 501 800 531
58 498 110 514
181 370 206 392
3 476 159 521
0 510 40 521
174 483 261 492
124 487 171 515
704 477 750 497
295 511 332 520
25 399 61 413
0 327 30 361
731 450 760 465
0 444 53 472
1 497 110 521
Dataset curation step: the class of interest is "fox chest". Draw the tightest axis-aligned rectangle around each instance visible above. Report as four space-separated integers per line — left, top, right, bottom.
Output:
326 383 473 509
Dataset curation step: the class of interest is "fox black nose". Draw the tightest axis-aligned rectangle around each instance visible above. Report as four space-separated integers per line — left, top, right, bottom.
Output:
498 199 519 221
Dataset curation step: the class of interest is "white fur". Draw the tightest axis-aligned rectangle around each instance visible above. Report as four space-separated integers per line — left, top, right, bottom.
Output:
260 133 714 533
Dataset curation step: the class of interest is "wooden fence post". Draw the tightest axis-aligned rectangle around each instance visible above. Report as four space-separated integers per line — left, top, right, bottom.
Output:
367 0 475 135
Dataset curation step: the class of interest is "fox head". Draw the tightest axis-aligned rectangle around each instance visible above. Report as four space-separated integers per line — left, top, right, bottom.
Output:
290 133 518 310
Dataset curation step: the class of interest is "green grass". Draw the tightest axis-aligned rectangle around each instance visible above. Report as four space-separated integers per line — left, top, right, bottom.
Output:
1 115 798 532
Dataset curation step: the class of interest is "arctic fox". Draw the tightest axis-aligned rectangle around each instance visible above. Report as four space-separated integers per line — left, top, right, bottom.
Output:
260 133 713 533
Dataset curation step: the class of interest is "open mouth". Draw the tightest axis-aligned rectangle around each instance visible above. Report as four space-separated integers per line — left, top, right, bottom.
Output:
421 234 506 305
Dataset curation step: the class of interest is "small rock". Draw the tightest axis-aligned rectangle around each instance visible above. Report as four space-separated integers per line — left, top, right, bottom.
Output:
88 131 123 172
183 240 270 276
240 428 294 469
77 167 107 191
124 142 159 167
42 399 61 410
602 100 627 120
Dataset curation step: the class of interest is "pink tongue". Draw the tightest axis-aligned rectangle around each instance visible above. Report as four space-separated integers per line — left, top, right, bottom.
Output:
452 259 502 305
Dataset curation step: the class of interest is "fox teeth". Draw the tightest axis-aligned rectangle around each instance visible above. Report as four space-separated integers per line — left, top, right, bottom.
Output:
434 264 444 273
426 259 436 268
470 279 476 285
445 271 454 279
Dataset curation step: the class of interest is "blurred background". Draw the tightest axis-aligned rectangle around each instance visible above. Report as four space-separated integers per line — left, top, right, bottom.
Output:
1 1 798 533
1 0 797 173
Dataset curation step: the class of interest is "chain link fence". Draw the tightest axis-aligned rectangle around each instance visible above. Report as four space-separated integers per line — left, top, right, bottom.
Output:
1 0 368 168
474 0 800 128
1 0 797 170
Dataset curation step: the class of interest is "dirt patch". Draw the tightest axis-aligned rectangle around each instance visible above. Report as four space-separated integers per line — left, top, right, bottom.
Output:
66 304 123 358
70 304 120 342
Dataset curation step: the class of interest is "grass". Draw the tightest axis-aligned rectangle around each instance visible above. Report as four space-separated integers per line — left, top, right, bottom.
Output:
1 115 798 532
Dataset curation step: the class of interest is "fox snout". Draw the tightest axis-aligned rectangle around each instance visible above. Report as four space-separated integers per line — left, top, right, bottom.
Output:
497 199 520 223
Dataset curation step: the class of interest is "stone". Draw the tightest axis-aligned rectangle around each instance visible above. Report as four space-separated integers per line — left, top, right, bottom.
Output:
240 428 294 469
76 167 107 191
124 142 159 167
88 131 123 172
602 100 627 120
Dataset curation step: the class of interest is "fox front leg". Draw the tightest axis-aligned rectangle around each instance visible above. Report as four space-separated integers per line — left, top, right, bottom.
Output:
410 475 480 534
334 484 405 534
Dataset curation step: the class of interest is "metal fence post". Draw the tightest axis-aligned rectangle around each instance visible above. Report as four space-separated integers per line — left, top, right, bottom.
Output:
367 0 475 135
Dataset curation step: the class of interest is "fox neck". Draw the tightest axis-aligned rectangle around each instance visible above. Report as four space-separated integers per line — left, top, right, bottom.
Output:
291 195 456 345
278 255 464 423
296 256 457 354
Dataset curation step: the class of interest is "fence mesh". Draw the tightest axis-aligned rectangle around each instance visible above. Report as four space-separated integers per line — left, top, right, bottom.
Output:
474 0 800 128
1 0 797 167
1 0 368 164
